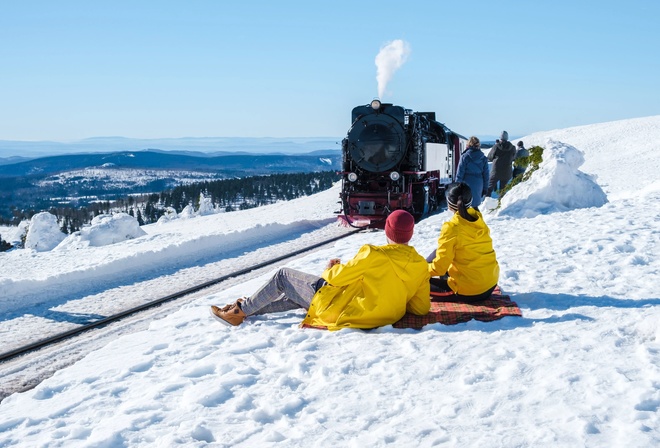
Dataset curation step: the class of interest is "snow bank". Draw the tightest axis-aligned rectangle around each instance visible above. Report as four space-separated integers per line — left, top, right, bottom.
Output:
497 140 608 218
0 220 339 314
0 186 343 313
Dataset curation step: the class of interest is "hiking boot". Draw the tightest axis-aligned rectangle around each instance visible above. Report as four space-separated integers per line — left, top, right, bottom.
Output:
210 300 246 326
215 298 244 313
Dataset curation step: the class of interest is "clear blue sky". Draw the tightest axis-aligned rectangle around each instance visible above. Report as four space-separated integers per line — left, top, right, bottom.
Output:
1 0 658 141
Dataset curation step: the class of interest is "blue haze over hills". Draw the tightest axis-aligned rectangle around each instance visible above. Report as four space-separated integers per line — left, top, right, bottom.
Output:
0 134 512 166
0 143 343 220
0 137 342 164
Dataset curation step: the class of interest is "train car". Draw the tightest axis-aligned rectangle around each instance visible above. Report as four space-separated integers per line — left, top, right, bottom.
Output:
339 99 467 227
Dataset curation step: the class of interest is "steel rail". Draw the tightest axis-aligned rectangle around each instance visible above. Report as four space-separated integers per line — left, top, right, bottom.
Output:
0 228 364 363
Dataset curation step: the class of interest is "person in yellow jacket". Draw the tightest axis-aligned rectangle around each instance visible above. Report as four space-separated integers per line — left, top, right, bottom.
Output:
428 182 500 301
210 210 430 330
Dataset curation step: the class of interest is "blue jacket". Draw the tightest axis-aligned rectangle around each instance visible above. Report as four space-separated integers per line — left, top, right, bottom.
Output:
456 146 489 207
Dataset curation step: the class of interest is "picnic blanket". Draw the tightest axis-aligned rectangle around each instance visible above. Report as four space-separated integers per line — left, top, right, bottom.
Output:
392 287 522 330
300 287 522 331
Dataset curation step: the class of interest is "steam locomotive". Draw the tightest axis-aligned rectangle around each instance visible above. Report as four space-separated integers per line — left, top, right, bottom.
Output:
339 99 467 227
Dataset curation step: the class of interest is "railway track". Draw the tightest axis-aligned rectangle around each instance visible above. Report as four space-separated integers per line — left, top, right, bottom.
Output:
0 228 362 363
0 227 363 400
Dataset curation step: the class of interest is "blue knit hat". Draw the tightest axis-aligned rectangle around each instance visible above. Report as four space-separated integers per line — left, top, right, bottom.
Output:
501 131 509 141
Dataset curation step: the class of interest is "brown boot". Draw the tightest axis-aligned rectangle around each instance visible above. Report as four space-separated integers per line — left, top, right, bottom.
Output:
210 300 246 326
215 298 244 313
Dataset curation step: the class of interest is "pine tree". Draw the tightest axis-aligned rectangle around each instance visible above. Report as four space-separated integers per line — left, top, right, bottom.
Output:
0 234 12 252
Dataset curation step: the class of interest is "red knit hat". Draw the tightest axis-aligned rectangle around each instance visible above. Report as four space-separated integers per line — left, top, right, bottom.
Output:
385 210 415 244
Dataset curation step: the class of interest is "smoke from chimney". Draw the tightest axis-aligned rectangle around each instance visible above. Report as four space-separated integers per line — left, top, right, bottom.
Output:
375 39 411 99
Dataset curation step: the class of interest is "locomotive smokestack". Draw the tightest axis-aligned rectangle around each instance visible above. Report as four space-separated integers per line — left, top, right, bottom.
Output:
375 39 411 99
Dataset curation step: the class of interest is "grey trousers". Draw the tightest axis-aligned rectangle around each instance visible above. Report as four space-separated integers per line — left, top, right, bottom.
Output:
487 174 511 196
240 267 322 316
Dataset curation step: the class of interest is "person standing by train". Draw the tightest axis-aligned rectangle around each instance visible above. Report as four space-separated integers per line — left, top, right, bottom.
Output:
512 140 529 178
486 131 517 196
427 182 500 302
455 136 489 209
210 210 431 330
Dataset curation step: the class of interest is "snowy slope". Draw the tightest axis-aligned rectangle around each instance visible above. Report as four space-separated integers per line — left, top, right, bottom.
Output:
519 115 660 199
1 117 659 447
0 188 341 313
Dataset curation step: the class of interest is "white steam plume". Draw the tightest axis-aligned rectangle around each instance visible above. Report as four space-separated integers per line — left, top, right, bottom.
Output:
375 39 411 99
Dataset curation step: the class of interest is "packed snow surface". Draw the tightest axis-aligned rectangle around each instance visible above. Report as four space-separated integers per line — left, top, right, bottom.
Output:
1 116 660 446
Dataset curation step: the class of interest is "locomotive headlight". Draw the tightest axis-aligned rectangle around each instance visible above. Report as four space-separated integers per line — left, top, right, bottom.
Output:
347 172 358 182
389 171 400 181
370 99 381 110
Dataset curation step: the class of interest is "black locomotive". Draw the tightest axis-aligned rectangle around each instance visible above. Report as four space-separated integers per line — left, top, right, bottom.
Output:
339 99 467 227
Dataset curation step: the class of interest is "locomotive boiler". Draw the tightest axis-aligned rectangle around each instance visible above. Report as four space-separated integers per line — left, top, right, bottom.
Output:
339 99 467 227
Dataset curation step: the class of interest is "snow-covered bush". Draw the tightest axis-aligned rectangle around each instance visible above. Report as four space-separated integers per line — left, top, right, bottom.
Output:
24 212 66 252
498 145 544 200
55 213 146 249
157 207 178 224
0 234 12 252
197 192 215 216
179 204 195 219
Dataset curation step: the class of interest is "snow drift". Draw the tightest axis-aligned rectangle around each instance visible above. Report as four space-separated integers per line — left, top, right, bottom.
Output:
498 140 608 218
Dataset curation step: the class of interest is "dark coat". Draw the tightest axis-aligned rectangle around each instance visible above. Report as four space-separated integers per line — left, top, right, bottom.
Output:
456 146 489 207
487 140 517 182
513 145 530 177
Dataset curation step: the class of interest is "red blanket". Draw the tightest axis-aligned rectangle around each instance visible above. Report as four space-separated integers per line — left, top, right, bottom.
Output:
392 289 522 330
300 287 521 331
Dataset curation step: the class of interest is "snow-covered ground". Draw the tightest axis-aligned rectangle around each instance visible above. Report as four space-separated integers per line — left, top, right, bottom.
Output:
38 167 226 189
1 116 659 447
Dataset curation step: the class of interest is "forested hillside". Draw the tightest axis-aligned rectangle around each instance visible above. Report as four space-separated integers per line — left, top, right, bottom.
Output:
0 150 341 219
2 171 339 235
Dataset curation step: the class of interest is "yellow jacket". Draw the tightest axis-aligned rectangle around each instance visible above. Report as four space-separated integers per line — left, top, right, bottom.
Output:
301 244 430 331
428 209 499 296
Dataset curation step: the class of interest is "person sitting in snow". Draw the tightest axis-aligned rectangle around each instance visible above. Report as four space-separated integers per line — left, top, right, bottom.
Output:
210 210 431 330
455 136 489 209
427 182 500 302
487 130 517 196
512 140 529 178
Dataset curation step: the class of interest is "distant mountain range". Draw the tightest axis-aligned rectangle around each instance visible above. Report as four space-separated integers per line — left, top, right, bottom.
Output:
0 149 341 178
0 136 341 162
0 148 342 219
